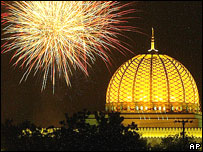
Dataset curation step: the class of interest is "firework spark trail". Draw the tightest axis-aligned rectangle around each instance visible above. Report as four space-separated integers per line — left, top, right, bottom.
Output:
1 1 138 93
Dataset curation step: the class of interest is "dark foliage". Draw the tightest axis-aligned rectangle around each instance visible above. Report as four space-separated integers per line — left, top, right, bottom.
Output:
1 110 201 151
150 134 202 151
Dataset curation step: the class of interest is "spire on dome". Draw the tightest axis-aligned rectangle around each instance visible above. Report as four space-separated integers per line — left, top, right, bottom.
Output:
148 27 158 52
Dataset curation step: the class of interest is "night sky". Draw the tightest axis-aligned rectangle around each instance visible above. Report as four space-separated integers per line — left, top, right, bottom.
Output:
1 1 202 127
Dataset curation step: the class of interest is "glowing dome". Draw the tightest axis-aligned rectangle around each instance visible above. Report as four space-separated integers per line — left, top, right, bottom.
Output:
106 28 200 113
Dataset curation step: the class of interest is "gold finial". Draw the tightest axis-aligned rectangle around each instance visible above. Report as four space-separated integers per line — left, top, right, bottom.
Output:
148 27 158 52
151 27 155 50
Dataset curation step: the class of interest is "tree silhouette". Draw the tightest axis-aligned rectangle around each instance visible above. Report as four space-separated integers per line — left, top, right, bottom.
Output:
1 111 200 151
151 134 202 151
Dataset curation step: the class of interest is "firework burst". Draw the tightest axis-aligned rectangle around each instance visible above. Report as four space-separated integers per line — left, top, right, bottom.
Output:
1 1 137 93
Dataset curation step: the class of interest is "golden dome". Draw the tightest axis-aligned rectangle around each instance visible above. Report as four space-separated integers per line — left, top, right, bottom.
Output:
106 29 200 113
106 54 200 113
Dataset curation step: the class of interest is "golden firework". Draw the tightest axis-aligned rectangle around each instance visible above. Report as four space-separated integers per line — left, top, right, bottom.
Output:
1 1 136 93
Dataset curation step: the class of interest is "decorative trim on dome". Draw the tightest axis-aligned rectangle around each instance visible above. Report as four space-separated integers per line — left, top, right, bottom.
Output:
105 102 199 114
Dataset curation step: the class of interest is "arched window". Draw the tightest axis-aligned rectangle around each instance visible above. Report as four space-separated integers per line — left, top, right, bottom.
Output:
114 106 117 111
140 106 143 110
120 106 123 110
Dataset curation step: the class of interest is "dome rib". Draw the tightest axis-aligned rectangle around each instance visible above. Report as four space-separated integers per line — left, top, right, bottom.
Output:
118 59 135 103
165 56 186 103
132 55 147 103
182 66 196 104
107 65 122 103
150 54 153 104
158 55 170 105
